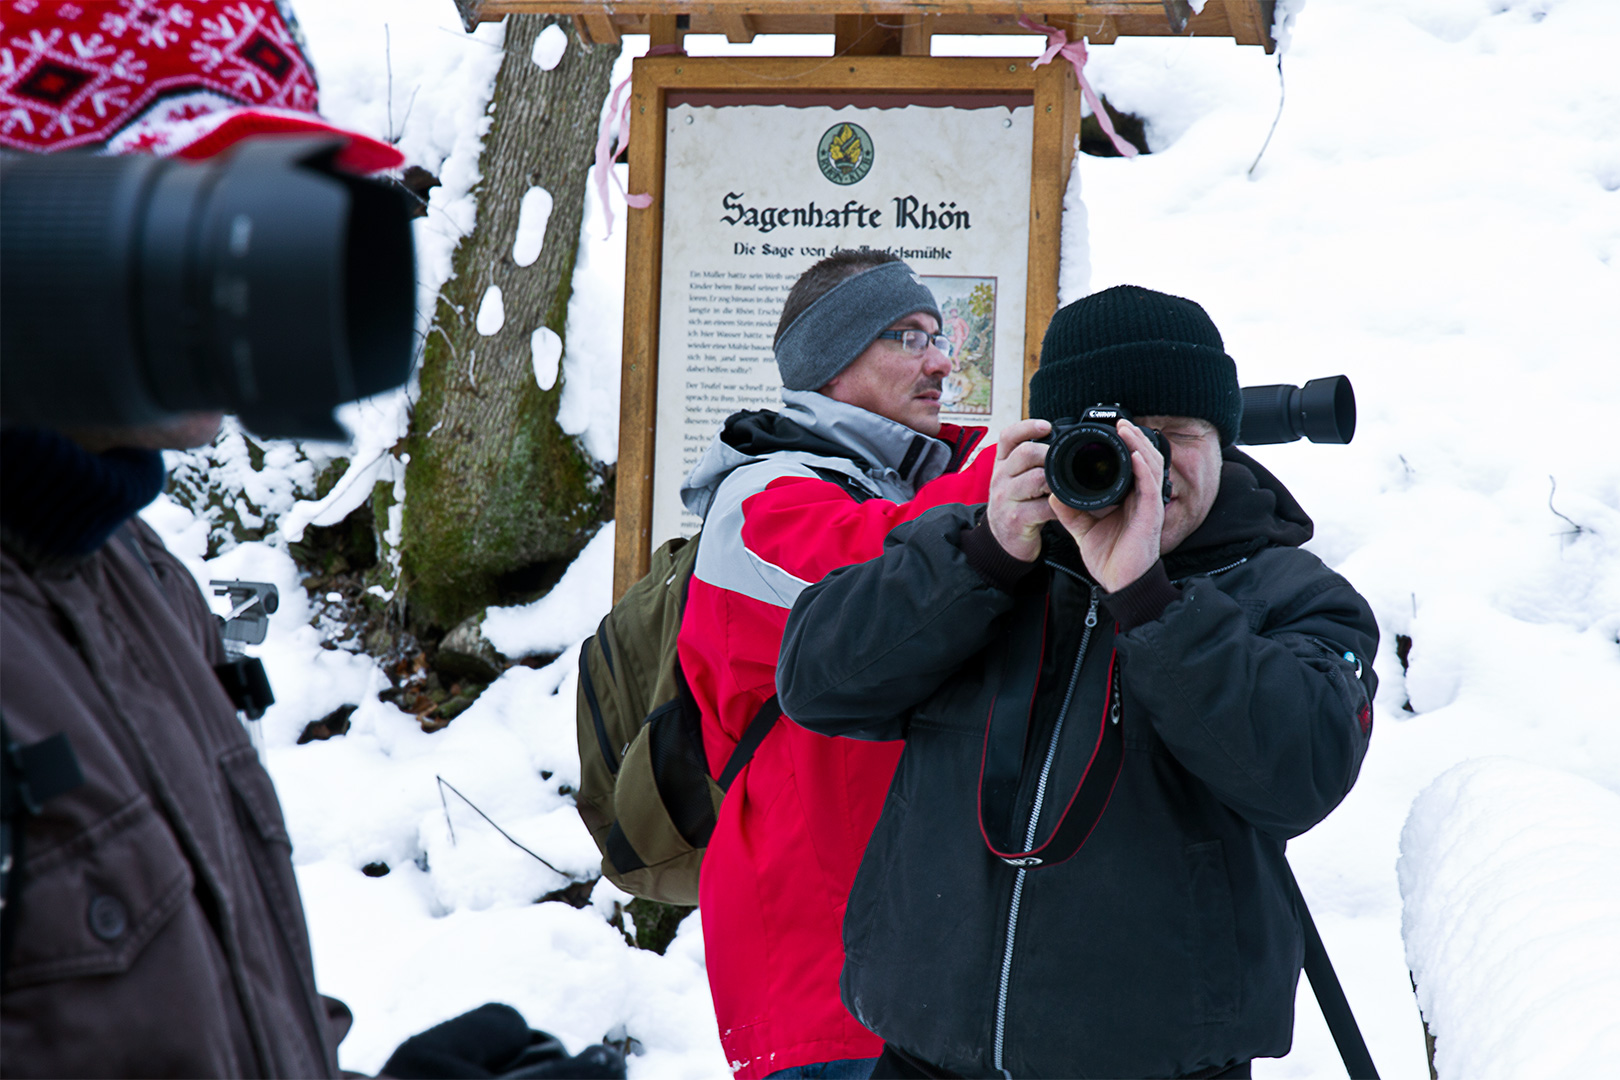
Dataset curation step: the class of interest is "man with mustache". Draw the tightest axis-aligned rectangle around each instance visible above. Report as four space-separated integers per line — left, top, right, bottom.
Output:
677 252 994 1078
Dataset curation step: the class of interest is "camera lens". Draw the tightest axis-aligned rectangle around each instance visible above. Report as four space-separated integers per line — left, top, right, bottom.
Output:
1 138 415 439
1069 441 1120 493
1045 423 1133 510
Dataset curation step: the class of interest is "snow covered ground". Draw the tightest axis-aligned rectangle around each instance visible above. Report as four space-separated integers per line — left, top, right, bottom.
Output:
138 2 1620 1077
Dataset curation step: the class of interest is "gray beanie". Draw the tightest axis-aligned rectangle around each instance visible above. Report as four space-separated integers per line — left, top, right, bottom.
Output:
773 261 943 391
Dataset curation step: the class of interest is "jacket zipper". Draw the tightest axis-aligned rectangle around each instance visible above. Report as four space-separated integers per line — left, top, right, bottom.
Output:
1172 556 1249 584
993 575 1099 1078
989 557 1246 1074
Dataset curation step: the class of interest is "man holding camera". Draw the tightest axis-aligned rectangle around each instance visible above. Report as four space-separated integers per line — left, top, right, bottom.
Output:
677 251 998 1078
776 285 1380 1079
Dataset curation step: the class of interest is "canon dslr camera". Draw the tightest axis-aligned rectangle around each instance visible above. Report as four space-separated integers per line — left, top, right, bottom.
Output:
1042 405 1172 512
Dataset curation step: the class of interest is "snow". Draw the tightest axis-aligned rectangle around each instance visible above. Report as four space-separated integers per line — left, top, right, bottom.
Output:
475 284 505 336
131 2 1620 1078
513 184 554 267
531 326 563 392
1399 758 1620 1079
483 523 615 659
532 22 568 71
1393 761 1620 1080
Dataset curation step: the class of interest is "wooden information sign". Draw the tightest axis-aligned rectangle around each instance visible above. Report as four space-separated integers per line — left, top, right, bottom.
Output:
618 54 1079 593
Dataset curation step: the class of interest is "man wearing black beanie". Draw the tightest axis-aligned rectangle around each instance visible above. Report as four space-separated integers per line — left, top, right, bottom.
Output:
777 285 1380 1079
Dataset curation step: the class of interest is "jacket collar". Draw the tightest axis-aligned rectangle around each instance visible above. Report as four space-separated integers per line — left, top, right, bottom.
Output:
775 390 958 486
682 389 970 518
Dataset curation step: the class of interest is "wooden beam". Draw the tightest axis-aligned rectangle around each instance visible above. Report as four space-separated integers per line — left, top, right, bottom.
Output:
834 14 901 56
477 2 1184 14
1053 12 1119 45
899 14 933 56
716 11 757 43
1161 0 1194 35
460 3 1273 47
613 63 668 598
575 13 620 45
1224 0 1272 49
648 13 685 49
1025 57 1077 414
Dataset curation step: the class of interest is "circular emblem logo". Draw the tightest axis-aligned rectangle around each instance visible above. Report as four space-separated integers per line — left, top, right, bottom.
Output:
817 122 874 185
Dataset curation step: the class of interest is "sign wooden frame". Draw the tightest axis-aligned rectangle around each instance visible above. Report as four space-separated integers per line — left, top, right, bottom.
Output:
454 2 1279 54
614 55 1081 596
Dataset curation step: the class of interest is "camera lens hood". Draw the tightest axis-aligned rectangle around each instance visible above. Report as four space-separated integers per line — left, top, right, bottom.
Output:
1237 376 1356 446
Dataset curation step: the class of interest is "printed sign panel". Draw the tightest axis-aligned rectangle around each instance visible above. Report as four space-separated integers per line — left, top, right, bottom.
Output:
652 98 1033 543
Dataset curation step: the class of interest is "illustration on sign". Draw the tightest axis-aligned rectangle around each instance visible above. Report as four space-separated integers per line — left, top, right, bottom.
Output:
817 121 874 185
924 275 996 417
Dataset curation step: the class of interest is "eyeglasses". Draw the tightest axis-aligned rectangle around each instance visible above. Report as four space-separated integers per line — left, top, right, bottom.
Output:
875 329 955 358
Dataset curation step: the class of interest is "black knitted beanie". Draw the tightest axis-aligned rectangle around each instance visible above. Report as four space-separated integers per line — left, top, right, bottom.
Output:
1028 285 1243 446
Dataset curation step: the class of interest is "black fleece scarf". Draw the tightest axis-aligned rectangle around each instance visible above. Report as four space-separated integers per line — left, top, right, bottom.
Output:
0 426 165 567
1164 447 1314 577
1037 447 1314 581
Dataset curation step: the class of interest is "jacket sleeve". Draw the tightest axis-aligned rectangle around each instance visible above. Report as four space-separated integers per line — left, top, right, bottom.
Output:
736 447 994 596
680 452 994 763
1116 552 1380 839
778 504 1014 740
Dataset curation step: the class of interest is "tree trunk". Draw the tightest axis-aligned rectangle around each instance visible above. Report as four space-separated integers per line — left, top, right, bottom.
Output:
401 16 618 631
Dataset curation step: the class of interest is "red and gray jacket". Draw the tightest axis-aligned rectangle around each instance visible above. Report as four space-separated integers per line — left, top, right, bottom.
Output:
676 389 989 1078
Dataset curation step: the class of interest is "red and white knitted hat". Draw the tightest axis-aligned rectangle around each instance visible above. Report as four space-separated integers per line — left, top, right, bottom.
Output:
0 0 403 172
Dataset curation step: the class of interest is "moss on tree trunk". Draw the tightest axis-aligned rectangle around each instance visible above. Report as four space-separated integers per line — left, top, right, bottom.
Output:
402 16 618 631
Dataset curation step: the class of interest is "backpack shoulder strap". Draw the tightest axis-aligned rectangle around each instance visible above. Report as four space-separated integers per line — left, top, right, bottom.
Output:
715 694 780 792
806 465 878 504
706 463 873 793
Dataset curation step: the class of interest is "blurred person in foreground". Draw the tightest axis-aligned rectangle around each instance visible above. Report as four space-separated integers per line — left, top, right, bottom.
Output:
0 5 618 1077
776 286 1380 1079
677 250 997 1078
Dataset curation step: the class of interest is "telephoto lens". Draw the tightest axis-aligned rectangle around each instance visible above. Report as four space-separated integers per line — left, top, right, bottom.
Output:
1043 405 1171 511
1238 376 1356 445
0 136 416 440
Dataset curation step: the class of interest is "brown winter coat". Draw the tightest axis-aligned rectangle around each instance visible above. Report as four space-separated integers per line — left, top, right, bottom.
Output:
1 519 345 1078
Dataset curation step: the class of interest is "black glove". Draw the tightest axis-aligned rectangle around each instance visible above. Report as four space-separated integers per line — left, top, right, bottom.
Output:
381 1002 626 1079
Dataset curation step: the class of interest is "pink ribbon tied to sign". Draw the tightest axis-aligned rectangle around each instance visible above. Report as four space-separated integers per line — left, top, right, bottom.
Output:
593 44 684 238
1017 17 1140 159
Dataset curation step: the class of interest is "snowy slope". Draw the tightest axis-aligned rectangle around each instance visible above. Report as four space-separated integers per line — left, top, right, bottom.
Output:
138 2 1620 1077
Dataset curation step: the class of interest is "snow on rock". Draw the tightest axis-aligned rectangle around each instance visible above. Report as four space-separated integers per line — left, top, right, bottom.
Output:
162 418 328 554
483 523 615 658
279 450 403 545
532 22 568 71
531 326 563 391
513 185 555 267
475 284 506 336
1399 758 1620 1079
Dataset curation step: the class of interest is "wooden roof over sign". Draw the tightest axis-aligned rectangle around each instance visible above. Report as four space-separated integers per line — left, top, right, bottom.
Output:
451 2 1280 54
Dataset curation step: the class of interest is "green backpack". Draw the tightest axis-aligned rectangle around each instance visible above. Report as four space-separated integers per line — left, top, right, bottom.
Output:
574 533 779 905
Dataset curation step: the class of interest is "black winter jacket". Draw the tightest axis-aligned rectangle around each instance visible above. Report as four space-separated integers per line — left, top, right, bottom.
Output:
776 451 1379 1079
